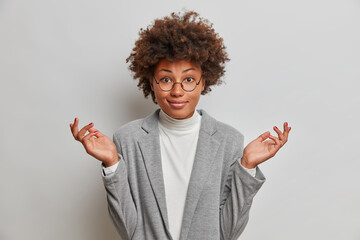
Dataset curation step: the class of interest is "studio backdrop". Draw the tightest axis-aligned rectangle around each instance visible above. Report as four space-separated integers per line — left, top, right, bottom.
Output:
0 0 359 239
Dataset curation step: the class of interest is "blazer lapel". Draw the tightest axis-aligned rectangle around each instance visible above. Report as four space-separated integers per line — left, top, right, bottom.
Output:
137 110 170 231
180 110 220 240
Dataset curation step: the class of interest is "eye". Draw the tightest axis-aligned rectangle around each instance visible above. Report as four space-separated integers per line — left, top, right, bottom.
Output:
160 77 172 83
184 77 195 83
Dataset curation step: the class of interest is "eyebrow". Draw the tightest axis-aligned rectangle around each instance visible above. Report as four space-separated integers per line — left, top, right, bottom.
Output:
158 68 196 73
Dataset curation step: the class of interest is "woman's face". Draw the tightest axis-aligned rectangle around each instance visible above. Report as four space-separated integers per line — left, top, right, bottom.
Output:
152 59 205 119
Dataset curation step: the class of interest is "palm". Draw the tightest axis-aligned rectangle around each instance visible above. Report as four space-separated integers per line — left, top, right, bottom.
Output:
241 123 291 169
70 118 119 166
83 134 117 163
243 137 279 166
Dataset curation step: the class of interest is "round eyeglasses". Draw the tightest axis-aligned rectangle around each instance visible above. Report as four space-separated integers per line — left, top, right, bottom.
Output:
153 76 202 92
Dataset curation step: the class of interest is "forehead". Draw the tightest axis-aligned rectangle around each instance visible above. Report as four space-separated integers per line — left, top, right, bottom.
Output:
154 59 201 73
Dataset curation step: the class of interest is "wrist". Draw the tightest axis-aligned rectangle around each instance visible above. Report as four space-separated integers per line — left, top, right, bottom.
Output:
241 156 257 169
104 155 119 168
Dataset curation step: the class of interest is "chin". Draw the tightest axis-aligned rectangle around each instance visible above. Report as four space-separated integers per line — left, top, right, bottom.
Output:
164 108 194 120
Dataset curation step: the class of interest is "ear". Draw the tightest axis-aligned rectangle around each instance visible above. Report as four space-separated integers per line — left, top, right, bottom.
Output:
201 78 205 91
150 77 154 91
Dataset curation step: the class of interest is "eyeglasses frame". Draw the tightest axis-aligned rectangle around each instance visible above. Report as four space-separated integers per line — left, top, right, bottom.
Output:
152 75 203 92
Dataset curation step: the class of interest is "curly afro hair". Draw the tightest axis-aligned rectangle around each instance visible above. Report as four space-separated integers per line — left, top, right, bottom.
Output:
126 11 230 103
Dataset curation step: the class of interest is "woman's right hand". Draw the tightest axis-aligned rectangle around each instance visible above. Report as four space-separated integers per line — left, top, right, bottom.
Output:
70 118 119 167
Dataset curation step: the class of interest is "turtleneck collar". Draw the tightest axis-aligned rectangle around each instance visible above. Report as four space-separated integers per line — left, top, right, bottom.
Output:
158 109 201 132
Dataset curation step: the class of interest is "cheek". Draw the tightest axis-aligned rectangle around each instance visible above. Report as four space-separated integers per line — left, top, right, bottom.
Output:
154 89 167 103
191 90 202 103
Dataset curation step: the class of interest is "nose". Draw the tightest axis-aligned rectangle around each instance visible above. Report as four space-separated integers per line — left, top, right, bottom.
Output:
170 82 184 97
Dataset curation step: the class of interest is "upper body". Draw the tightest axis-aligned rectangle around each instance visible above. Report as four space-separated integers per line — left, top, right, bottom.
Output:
70 10 291 240
102 108 265 240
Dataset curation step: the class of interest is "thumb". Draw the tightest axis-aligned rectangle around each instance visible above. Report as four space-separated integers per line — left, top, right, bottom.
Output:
257 131 270 142
88 128 106 137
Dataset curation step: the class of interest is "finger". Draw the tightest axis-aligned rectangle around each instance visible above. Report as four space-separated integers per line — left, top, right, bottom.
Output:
77 122 94 141
273 126 285 141
88 128 106 137
283 122 291 142
83 132 97 142
88 128 101 134
88 128 98 133
268 134 281 148
71 117 80 140
82 132 97 151
264 139 275 145
284 122 289 131
284 122 290 134
257 131 271 142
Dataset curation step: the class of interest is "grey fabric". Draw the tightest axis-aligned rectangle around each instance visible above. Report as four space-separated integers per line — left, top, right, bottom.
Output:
102 109 266 240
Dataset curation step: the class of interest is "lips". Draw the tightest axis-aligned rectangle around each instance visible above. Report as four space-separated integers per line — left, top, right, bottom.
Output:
167 100 188 109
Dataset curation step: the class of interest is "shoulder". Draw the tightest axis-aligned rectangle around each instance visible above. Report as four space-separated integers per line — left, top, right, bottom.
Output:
112 119 143 146
114 118 144 137
199 109 245 161
216 120 244 140
113 109 159 142
199 109 244 141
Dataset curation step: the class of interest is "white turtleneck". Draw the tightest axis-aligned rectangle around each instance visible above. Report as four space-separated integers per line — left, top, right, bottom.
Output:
158 109 202 240
102 109 256 240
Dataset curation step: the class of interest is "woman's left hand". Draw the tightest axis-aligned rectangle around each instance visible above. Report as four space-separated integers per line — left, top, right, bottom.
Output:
241 122 291 169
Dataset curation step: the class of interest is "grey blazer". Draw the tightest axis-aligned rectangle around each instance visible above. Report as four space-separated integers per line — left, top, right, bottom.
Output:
102 109 265 240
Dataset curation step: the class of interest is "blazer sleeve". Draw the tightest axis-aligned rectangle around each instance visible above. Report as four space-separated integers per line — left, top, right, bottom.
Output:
102 134 137 240
219 141 266 240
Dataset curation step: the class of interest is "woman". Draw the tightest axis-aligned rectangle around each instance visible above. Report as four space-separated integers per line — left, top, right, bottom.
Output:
70 11 291 240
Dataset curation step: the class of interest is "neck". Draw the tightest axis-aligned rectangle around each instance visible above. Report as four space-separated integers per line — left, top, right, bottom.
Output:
159 109 201 132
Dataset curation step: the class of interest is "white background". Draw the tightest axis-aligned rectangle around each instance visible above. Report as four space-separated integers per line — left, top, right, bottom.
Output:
1 0 359 239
